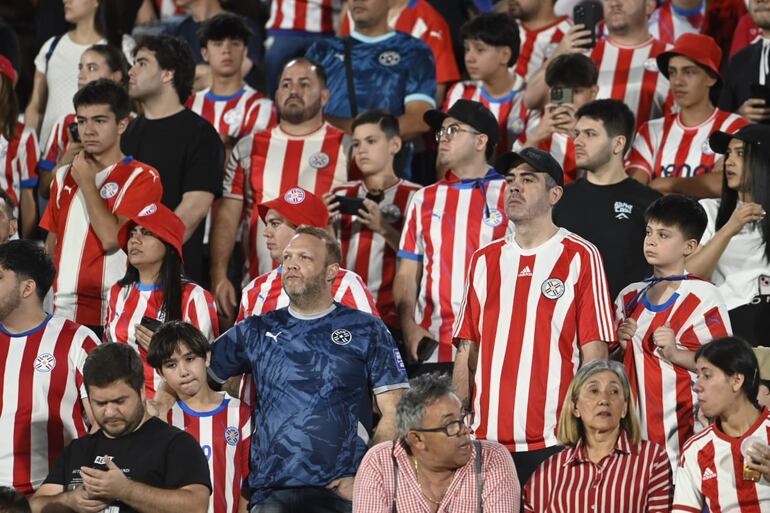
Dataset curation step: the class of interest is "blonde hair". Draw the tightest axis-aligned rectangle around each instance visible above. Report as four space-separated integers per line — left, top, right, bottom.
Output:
557 360 641 446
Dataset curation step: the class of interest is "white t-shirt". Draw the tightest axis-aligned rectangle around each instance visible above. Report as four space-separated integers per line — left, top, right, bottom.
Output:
699 198 770 310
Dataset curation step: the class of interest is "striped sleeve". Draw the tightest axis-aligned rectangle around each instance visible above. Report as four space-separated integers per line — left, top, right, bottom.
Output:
672 446 705 512
335 270 380 316
40 116 68 170
626 121 655 177
573 237 617 343
184 284 220 339
224 137 249 200
17 127 39 187
73 324 101 399
397 189 423 260
452 248 482 343
648 442 674 512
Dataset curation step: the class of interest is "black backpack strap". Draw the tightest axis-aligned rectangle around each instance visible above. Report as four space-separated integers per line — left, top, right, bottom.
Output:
475 440 483 513
45 34 64 74
391 440 399 513
343 37 358 118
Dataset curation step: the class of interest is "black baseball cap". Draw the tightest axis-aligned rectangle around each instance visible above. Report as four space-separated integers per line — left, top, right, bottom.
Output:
709 124 770 155
424 99 499 151
494 148 564 187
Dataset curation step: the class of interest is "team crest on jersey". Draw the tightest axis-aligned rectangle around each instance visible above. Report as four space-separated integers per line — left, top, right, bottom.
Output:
0 137 7 159
701 140 715 156
224 426 240 446
643 58 659 72
223 108 244 127
380 203 402 224
483 208 504 227
378 51 401 67
331 329 352 345
34 353 57 372
138 203 157 217
509 118 526 135
284 188 306 204
541 278 565 299
100 182 119 199
308 152 330 169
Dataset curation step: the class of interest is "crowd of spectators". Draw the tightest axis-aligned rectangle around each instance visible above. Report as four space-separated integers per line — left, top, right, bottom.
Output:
3 0 770 512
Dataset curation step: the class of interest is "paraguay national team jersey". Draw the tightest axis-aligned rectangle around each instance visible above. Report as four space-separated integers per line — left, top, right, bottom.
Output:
0 122 38 216
515 17 572 82
209 303 409 505
306 30 436 118
186 87 276 142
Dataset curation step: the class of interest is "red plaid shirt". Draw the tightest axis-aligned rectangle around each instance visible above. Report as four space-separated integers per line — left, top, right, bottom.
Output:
353 439 520 513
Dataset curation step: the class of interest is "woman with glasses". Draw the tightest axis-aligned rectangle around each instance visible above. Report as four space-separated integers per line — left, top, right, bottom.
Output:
352 373 519 512
523 360 672 512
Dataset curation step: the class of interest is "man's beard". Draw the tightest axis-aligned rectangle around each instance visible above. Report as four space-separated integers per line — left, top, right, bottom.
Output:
280 95 322 125
0 287 21 323
284 270 327 309
99 402 145 438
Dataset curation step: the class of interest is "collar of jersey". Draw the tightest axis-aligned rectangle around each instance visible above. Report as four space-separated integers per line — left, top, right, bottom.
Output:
288 302 337 320
563 430 632 466
134 282 160 292
641 291 680 312
447 168 504 189
205 88 246 102
350 30 396 44
176 397 229 417
0 313 53 338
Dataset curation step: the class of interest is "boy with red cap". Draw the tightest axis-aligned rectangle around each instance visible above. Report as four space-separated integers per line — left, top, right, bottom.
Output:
236 187 377 321
104 202 219 398
627 33 749 186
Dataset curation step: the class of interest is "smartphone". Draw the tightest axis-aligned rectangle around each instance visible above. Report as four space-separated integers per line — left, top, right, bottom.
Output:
68 121 80 143
335 195 366 216
550 87 574 105
416 336 440 363
573 1 604 49
750 83 770 103
140 316 162 332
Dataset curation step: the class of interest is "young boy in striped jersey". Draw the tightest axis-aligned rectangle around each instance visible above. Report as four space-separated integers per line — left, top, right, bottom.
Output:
616 194 731 473
147 321 251 513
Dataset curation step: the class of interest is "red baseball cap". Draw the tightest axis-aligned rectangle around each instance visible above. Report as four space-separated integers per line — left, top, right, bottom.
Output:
257 187 329 228
656 33 722 81
0 55 17 86
118 202 186 263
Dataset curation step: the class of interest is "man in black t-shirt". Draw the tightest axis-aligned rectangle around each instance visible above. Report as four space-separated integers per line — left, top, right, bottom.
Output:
554 99 661 300
122 35 224 284
29 344 210 513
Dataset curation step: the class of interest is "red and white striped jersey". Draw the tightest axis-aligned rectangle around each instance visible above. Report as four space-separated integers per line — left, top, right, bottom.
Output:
673 408 770 512
338 0 460 84
648 1 704 46
104 281 220 398
444 79 535 156
186 87 276 142
40 157 163 326
591 37 673 131
167 397 251 513
0 123 39 216
237 266 378 321
513 131 578 184
0 315 99 495
616 277 731 473
453 229 616 451
266 0 342 34
40 114 76 174
515 17 572 82
331 179 421 329
224 123 347 280
399 171 510 363
627 109 748 180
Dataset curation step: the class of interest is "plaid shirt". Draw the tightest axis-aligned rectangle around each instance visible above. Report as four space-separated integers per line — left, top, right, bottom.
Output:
353 439 520 513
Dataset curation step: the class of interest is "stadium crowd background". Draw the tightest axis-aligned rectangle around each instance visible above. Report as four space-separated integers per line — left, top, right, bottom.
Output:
2 0 770 511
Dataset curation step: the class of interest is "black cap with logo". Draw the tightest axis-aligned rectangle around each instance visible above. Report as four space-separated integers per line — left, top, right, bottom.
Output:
424 99 500 152
494 147 564 187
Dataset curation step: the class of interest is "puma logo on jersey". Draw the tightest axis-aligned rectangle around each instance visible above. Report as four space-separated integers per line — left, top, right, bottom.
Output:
428 30 442 39
63 185 74 195
702 468 716 481
265 331 282 342
518 266 532 277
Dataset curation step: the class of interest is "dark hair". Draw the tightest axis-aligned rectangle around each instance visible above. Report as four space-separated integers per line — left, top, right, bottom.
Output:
695 337 760 405
0 188 16 221
352 109 400 138
0 487 30 513
132 35 196 103
73 78 131 121
198 13 253 46
545 53 598 88
460 12 520 67
86 44 129 87
83 343 145 395
716 139 770 262
282 57 328 89
644 194 708 241
118 235 184 322
147 321 210 370
576 99 636 154
294 225 341 265
0 240 55 302
0 74 18 141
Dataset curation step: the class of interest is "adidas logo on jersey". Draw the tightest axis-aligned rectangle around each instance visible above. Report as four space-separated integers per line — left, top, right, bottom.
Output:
702 468 716 481
518 266 532 277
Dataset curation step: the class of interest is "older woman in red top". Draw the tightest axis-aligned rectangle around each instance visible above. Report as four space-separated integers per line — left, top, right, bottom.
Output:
523 360 672 512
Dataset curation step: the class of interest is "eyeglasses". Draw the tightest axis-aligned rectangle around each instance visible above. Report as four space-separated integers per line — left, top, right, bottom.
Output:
411 411 473 437
435 124 481 143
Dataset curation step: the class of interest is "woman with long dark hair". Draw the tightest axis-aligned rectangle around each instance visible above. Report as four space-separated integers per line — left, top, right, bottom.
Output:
687 125 770 346
104 203 218 397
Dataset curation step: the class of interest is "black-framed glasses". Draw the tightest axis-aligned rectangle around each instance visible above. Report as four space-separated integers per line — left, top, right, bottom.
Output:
435 124 481 143
411 411 473 437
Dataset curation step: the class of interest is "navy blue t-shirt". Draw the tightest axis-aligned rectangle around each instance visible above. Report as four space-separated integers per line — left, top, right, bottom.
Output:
209 303 408 504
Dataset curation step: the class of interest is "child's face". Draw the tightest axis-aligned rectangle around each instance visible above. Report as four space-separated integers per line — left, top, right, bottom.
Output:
463 39 508 81
351 123 399 177
758 384 770 409
159 342 210 399
643 220 696 269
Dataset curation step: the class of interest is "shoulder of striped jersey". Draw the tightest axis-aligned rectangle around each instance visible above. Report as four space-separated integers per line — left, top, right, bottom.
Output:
679 424 716 455
471 237 508 260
